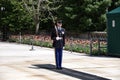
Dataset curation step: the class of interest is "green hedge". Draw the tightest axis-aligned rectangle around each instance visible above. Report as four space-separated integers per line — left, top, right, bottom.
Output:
9 37 107 56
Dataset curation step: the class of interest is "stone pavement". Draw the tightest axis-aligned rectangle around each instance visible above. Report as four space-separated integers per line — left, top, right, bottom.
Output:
0 42 120 80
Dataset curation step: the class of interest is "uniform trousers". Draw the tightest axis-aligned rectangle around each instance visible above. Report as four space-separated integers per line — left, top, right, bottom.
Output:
55 48 63 69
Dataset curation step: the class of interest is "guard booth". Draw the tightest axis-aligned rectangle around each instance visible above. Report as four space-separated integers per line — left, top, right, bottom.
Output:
107 7 120 57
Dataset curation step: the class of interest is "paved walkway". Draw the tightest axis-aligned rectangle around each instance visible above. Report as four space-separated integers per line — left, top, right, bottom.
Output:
0 42 120 80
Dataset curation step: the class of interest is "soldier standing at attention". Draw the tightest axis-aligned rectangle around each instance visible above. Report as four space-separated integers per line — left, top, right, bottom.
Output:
51 20 65 70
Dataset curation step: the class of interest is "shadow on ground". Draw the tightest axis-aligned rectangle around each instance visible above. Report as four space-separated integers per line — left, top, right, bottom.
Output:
29 64 110 80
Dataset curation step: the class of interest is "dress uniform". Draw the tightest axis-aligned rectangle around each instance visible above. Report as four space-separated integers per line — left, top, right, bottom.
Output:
51 20 65 69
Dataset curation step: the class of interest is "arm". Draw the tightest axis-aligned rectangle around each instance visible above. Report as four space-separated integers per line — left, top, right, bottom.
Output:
63 29 65 46
51 28 57 41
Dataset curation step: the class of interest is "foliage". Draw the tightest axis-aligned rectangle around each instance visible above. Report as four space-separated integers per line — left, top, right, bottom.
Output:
0 0 120 34
22 0 62 34
109 0 120 11
0 0 34 34
57 0 112 32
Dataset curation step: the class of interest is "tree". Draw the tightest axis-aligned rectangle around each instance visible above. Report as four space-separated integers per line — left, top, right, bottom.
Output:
109 0 120 11
84 0 112 31
9 0 34 34
0 0 34 34
58 0 112 32
1 0 119 35
22 0 62 34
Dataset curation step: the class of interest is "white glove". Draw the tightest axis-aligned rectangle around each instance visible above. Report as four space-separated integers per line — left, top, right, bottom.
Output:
63 47 65 49
56 37 62 40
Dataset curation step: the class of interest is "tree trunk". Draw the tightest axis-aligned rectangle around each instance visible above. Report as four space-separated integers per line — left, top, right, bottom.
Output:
35 22 40 34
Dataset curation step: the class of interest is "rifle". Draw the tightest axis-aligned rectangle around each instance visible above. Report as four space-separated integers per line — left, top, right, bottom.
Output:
49 12 59 37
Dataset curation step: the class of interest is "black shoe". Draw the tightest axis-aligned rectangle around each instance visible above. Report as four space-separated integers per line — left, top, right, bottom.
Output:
56 67 62 70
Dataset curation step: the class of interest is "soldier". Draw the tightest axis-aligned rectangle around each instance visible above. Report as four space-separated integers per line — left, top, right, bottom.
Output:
51 20 65 70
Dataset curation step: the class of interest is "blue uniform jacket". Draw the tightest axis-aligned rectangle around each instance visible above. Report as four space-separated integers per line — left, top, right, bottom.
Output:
51 27 65 48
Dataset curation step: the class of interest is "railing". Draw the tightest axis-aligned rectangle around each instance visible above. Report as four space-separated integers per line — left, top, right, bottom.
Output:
9 32 107 55
89 32 107 55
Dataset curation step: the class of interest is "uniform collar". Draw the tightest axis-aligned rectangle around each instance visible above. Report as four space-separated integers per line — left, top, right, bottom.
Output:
57 26 62 30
